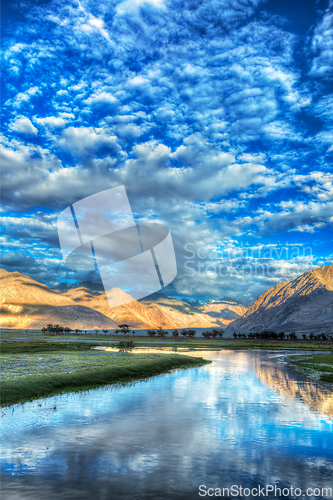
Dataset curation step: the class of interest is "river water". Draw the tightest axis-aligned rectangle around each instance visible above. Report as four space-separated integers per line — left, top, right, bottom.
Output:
1 350 332 500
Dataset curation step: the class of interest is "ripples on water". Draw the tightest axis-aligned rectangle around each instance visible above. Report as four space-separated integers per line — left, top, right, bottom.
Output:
1 350 332 499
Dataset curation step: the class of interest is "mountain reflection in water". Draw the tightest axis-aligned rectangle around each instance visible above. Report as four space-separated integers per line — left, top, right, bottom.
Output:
253 352 333 416
1 350 332 500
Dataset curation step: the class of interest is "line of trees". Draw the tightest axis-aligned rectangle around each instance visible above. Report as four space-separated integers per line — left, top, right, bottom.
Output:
147 328 169 338
202 330 224 339
42 324 331 342
41 325 110 335
233 330 333 341
42 324 73 335
145 328 224 339
146 328 198 339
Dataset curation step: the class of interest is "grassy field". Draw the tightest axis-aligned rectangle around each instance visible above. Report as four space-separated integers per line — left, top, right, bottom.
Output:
1 335 332 407
290 353 333 384
2 331 333 351
0 340 208 407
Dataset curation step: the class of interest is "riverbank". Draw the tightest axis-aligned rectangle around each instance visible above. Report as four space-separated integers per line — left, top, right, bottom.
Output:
1 338 332 407
289 352 333 384
1 332 333 351
0 341 208 407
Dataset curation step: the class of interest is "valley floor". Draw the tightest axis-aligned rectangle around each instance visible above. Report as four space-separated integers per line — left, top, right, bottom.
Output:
0 340 208 407
290 353 333 384
1 332 332 407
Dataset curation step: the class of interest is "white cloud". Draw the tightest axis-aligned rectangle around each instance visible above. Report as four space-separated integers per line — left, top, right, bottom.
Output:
83 92 118 110
6 86 42 109
309 4 333 78
34 115 71 129
2 0 333 299
9 117 38 136
58 126 120 158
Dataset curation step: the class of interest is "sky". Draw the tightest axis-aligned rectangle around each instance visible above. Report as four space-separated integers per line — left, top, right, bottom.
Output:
1 0 333 303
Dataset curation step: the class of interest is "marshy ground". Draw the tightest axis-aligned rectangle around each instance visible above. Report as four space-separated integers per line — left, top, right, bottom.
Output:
0 339 209 407
1 331 332 407
290 352 333 384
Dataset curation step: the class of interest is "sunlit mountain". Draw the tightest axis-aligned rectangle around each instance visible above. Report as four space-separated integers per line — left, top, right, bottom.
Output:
230 264 333 333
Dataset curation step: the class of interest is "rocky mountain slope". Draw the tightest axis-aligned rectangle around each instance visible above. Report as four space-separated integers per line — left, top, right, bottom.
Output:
64 285 161 329
0 270 117 329
229 264 333 333
197 298 249 326
64 286 224 329
139 293 224 329
0 270 226 330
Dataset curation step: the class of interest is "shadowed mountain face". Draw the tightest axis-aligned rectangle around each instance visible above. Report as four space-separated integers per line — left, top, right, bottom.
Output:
54 281 105 293
3 266 333 331
197 299 249 325
0 270 117 329
64 286 161 329
229 265 333 333
139 293 225 328
65 290 224 329
0 270 226 329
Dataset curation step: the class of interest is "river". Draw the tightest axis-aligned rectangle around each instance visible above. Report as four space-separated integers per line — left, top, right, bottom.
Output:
1 350 332 499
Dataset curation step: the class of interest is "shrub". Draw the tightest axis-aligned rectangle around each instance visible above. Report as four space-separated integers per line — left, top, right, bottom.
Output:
42 324 69 335
187 329 196 338
118 340 135 349
118 324 130 336
157 327 167 338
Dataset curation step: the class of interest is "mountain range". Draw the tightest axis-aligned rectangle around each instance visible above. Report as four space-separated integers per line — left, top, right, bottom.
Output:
1 264 333 332
0 269 118 329
0 269 247 329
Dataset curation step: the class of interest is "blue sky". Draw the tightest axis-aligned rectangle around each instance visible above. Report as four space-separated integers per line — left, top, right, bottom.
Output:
1 0 333 302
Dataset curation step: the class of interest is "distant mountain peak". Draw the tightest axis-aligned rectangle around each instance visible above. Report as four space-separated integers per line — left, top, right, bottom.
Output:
0 270 117 329
78 281 105 292
53 282 78 292
0 268 250 330
0 269 10 278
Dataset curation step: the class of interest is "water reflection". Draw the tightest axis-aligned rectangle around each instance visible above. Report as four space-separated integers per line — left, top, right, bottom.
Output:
253 352 333 417
1 350 332 500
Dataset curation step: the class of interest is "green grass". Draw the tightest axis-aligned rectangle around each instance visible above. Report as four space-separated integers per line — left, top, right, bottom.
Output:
122 339 333 351
290 353 333 384
1 337 331 407
0 341 208 407
0 340 98 354
1 332 333 351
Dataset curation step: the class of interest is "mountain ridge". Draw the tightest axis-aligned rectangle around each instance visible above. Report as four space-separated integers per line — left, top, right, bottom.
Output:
0 269 228 329
229 264 333 333
0 270 117 329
